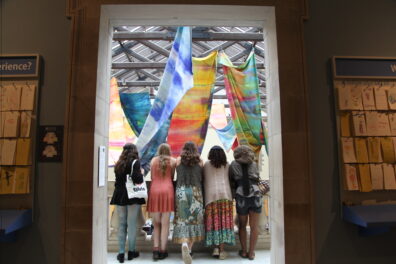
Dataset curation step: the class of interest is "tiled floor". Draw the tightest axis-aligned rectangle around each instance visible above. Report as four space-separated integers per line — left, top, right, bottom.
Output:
107 250 270 264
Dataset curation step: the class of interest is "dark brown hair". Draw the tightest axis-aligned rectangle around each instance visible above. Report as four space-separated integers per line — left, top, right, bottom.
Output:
114 143 139 174
180 141 200 166
208 146 227 168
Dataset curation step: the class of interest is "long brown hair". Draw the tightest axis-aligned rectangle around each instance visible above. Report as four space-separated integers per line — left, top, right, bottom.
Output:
180 141 200 166
157 143 171 176
114 143 139 174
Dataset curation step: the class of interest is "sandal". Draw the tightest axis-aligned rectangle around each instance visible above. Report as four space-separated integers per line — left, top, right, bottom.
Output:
238 250 248 258
248 252 255 260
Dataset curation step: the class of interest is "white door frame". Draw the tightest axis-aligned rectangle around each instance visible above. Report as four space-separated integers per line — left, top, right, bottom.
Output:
95 5 283 264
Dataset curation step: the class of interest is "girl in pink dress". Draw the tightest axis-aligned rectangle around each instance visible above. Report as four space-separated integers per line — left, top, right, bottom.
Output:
147 143 176 260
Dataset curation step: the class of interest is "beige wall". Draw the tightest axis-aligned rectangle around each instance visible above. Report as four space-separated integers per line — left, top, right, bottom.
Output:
305 1 396 263
0 0 70 263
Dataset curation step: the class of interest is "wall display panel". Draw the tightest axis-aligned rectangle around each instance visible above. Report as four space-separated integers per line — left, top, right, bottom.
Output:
0 54 39 206
333 57 396 204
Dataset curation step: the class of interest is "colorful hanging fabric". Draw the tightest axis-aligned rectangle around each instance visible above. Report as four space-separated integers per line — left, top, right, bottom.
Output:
209 104 228 129
212 121 237 151
168 51 218 157
108 77 136 165
139 119 171 172
119 87 151 136
262 120 269 154
209 104 236 151
136 26 193 169
219 50 265 153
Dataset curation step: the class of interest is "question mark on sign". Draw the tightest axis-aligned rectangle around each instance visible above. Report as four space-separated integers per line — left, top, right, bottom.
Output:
27 62 32 70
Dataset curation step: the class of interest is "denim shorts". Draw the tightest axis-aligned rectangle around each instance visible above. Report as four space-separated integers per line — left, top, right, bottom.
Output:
235 195 262 215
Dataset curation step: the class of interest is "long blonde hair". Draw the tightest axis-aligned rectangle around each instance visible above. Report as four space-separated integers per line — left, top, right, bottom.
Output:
157 143 171 176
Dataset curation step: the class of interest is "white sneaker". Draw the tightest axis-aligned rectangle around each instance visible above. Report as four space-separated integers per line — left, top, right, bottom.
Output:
219 251 228 260
212 248 220 257
182 243 192 264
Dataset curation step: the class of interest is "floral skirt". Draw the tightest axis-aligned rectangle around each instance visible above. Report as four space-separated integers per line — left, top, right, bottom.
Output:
172 185 205 244
204 199 235 246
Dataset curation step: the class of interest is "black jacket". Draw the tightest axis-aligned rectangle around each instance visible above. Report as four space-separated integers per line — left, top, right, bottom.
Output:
110 159 145 205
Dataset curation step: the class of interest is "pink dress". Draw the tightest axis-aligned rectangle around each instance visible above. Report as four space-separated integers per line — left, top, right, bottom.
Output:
147 157 175 212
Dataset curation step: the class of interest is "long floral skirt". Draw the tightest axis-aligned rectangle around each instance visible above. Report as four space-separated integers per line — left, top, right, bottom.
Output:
172 185 205 244
204 199 235 246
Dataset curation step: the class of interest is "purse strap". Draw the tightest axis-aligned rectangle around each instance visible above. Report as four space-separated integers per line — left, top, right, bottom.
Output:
130 159 137 176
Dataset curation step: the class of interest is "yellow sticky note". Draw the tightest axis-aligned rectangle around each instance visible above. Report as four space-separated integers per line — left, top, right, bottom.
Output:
344 164 359 191
341 137 357 163
14 167 30 194
381 137 395 163
352 111 367 136
358 164 372 192
367 137 383 163
0 167 15 194
370 164 384 190
15 138 31 165
362 85 376 110
383 164 396 190
340 112 351 137
354 138 369 163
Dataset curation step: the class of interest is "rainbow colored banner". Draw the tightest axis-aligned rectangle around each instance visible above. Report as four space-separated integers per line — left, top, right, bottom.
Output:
209 104 228 129
209 104 236 151
212 121 237 151
108 77 136 165
119 89 151 136
136 26 193 169
219 50 265 153
140 119 171 172
168 51 217 157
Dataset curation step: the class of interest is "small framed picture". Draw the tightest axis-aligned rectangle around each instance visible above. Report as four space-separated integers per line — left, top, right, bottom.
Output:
37 126 63 162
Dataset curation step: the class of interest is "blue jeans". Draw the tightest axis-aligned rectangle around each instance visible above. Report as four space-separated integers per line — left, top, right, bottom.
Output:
116 204 141 254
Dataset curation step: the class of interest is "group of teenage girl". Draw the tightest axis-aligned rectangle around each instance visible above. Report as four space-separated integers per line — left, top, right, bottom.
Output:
110 141 263 263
